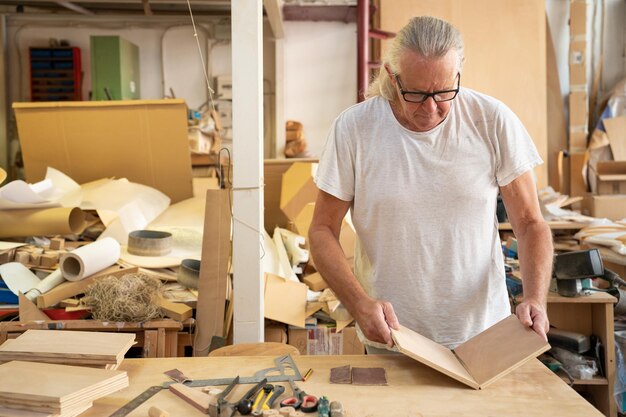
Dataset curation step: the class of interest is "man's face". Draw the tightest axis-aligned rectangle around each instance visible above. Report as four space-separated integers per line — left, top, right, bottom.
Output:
388 49 459 132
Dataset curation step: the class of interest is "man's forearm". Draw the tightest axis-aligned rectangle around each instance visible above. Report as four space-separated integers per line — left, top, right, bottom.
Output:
309 226 369 314
517 221 553 306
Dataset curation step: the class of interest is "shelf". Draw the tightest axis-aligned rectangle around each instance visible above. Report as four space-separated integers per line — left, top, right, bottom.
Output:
498 221 587 230
29 46 81 102
558 371 609 386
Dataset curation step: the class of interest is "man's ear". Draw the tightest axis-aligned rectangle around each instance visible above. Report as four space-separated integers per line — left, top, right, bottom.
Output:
383 64 395 82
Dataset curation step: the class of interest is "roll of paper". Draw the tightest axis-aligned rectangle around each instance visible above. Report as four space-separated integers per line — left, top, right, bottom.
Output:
0 207 85 238
60 237 121 281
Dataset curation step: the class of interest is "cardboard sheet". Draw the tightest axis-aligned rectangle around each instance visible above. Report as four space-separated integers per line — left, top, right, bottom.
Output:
605 116 626 161
0 207 86 238
264 273 307 328
13 99 193 204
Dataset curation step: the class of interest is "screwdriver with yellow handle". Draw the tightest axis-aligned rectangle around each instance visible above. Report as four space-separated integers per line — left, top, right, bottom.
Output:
251 384 286 416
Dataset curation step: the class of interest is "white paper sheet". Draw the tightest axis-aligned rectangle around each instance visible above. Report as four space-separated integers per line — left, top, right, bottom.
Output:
0 242 26 251
0 263 41 295
80 179 170 245
0 167 82 210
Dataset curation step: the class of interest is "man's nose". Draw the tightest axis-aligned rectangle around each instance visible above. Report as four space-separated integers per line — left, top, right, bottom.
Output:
422 96 438 113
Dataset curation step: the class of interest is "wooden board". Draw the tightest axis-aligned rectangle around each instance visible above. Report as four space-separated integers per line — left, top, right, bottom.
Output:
0 361 127 413
380 0 548 187
0 330 135 363
453 315 550 388
194 189 231 356
390 324 477 389
391 315 550 389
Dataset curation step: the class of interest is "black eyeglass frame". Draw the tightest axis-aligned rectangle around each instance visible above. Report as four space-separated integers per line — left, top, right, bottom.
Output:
394 73 461 104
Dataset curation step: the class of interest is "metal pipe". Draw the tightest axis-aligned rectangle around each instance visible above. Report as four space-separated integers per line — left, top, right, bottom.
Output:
356 0 368 102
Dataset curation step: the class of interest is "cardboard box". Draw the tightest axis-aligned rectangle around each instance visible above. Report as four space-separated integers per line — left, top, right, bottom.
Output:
265 322 288 344
288 325 364 355
597 161 626 195
13 99 193 203
580 194 626 220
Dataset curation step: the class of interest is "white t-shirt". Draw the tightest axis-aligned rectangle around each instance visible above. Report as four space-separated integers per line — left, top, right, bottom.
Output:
314 88 542 348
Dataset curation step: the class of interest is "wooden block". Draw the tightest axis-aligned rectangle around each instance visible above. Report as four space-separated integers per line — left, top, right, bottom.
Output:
158 297 192 321
168 383 215 413
36 266 138 308
14 252 30 265
29 253 41 266
59 298 80 308
303 272 328 292
0 250 14 264
49 238 65 250
19 293 49 323
39 253 58 268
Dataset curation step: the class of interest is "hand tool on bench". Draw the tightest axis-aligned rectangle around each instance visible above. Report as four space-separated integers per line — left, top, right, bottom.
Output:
109 355 302 417
251 384 285 416
278 378 317 412
235 378 267 415
213 376 240 417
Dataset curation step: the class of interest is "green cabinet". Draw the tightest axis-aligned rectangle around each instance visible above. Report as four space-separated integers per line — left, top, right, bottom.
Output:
90 36 140 100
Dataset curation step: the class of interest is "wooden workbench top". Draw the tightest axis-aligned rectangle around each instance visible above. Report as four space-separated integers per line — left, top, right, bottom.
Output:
82 354 601 417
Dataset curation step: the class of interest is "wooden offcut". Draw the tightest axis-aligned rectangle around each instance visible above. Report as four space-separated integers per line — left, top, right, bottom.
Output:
194 189 231 356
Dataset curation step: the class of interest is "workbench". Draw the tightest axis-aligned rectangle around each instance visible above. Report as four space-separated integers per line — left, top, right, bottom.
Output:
83 354 602 417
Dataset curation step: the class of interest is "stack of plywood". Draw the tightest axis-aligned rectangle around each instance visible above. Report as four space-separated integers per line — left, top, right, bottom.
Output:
0 330 135 369
0 360 128 416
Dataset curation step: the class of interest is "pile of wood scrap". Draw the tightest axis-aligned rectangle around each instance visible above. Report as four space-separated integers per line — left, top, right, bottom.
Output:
0 360 128 416
0 330 135 369
261 161 356 335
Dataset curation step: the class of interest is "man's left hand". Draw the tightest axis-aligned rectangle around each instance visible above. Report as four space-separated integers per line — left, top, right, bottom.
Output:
515 300 549 341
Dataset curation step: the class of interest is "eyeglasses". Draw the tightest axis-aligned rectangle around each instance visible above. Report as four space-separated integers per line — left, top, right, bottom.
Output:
394 73 461 103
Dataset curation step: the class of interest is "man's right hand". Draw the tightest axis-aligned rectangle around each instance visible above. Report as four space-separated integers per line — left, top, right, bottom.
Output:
353 296 400 347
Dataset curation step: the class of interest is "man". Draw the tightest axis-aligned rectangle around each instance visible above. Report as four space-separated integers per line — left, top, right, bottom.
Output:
309 16 553 351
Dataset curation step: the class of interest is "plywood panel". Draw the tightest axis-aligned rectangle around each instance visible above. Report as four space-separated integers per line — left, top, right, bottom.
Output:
380 0 548 187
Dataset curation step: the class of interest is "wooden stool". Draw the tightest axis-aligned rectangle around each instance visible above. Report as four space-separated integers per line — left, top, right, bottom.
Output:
208 342 300 357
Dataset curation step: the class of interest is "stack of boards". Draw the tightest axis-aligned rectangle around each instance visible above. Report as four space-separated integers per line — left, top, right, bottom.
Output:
0 329 136 369
0 361 128 416
0 330 134 416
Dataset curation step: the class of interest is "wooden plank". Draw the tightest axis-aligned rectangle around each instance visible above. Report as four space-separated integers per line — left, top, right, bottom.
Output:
0 361 127 413
167 383 214 413
143 330 157 359
604 116 626 161
157 297 192 322
379 0 548 187
36 266 138 308
0 330 135 363
194 189 231 356
157 328 166 358
546 17 569 192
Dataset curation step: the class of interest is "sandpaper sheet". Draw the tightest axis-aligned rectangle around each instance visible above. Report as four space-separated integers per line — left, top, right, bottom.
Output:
329 365 352 384
351 367 388 386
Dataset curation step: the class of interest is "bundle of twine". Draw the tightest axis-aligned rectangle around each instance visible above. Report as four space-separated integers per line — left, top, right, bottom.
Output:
84 273 163 322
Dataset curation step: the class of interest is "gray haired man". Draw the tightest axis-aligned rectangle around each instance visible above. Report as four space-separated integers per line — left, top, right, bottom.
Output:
309 16 552 352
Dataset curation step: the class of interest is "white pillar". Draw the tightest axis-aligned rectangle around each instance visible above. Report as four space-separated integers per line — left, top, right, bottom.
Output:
232 0 264 343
